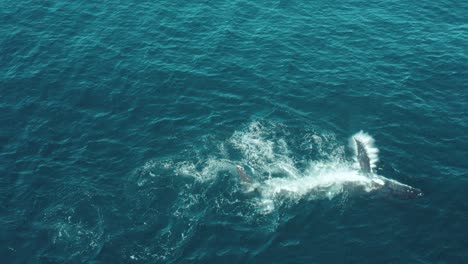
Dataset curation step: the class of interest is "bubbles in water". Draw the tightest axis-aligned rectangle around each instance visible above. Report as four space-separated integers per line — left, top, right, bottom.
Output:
42 202 104 262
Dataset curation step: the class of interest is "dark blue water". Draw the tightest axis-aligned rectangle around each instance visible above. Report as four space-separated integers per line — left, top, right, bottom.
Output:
1 0 467 263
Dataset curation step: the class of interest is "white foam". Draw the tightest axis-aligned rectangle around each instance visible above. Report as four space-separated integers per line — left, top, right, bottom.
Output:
173 158 234 182
230 122 276 169
229 122 301 179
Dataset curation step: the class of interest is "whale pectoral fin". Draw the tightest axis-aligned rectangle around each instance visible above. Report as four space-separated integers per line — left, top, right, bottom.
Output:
236 165 254 184
354 138 371 174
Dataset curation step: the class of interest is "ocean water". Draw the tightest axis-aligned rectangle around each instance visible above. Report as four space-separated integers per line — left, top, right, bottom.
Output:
1 0 467 263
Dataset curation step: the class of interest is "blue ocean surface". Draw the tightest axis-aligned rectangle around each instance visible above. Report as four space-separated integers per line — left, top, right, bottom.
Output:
1 0 467 263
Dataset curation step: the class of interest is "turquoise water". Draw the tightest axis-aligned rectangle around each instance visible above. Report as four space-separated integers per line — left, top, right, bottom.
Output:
1 0 467 263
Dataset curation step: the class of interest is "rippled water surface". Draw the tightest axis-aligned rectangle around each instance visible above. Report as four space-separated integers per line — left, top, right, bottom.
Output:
1 0 467 263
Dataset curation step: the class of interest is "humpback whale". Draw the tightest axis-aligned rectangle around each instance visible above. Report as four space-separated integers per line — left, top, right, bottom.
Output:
235 132 423 200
